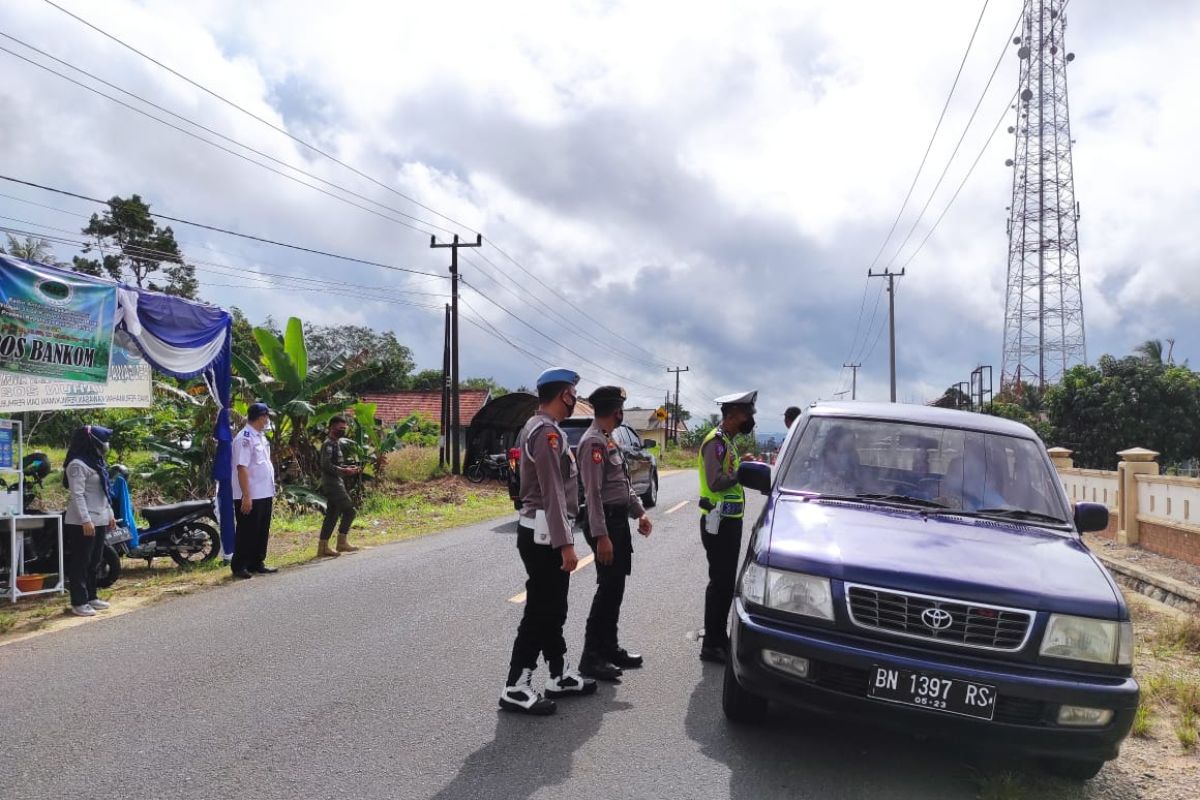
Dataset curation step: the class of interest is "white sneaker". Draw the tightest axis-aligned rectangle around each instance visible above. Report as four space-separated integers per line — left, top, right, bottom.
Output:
88 599 111 611
499 668 556 715
545 663 598 698
70 605 97 617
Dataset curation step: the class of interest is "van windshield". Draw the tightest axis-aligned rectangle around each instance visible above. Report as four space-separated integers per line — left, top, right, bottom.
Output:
779 417 1068 523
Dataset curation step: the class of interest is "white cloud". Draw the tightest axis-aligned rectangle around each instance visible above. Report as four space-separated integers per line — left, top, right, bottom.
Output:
0 0 1197 421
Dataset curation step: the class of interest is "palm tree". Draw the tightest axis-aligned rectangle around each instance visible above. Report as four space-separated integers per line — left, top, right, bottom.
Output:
1135 339 1165 364
1 234 54 262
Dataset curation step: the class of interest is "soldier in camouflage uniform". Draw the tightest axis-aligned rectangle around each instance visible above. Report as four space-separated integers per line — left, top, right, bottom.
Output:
317 415 361 558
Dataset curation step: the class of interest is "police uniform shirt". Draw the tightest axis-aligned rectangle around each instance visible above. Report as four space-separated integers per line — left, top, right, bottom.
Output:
517 412 579 548
578 422 644 538
232 425 276 500
701 430 739 493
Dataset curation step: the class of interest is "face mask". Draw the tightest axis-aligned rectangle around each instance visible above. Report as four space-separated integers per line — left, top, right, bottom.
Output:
562 392 577 416
738 417 756 435
614 410 624 427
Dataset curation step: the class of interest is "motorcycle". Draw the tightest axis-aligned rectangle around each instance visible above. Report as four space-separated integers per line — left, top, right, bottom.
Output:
466 453 511 484
107 465 221 568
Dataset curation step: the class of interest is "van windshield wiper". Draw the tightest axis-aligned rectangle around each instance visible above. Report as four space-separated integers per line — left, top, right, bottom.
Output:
926 507 1069 526
797 493 946 510
855 494 949 509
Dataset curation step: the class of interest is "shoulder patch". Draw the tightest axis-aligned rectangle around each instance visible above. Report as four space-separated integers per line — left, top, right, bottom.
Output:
591 443 604 464
546 431 560 451
242 430 251 438
715 441 726 459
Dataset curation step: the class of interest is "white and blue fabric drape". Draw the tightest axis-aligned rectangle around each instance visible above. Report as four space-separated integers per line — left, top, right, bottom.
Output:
114 287 235 555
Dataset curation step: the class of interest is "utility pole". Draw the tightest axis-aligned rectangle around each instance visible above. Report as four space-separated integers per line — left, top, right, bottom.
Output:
431 233 482 474
868 268 904 402
667 366 689 445
842 362 861 400
439 304 451 471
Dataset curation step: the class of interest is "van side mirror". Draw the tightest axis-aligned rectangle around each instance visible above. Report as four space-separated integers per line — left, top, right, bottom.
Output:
642 439 657 449
1073 502 1109 533
738 461 772 495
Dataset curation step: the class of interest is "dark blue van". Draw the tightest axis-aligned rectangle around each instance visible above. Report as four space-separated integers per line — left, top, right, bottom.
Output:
727 403 1137 781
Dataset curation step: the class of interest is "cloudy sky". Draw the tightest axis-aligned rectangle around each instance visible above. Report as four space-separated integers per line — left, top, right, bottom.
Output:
1 0 1197 431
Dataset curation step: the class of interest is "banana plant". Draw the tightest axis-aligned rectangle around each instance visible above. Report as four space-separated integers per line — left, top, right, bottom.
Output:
230 317 376 478
336 403 421 499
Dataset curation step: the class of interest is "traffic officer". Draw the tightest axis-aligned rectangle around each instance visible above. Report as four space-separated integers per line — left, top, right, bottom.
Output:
697 390 757 663
317 415 362 558
230 402 278 579
577 385 653 682
499 368 597 715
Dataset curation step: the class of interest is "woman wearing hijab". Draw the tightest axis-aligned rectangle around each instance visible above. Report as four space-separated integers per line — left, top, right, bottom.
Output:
62 424 116 617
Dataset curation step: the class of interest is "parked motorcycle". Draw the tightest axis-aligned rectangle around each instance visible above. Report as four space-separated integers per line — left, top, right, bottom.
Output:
108 465 221 568
466 453 511 484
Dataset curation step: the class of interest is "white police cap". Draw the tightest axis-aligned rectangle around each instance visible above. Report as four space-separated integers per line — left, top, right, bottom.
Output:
536 367 581 388
715 390 758 409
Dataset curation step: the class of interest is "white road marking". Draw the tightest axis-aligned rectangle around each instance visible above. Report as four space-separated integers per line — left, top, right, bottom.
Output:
507 554 596 603
666 500 688 514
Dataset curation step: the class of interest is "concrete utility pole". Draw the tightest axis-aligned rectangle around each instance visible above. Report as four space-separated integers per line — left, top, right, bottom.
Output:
842 362 861 400
431 234 482 474
439 304 451 471
868 268 904 402
667 366 689 445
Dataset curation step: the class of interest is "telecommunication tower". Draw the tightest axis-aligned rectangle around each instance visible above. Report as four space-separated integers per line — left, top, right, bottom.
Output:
1000 0 1085 392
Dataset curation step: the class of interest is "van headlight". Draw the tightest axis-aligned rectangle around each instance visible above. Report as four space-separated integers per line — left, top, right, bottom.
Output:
740 562 833 621
1040 615 1133 665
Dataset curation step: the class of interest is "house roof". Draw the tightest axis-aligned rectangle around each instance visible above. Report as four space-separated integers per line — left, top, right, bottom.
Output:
624 407 689 433
361 390 491 427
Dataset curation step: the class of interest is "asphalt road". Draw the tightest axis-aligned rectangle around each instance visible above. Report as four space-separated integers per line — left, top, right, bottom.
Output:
0 470 1140 799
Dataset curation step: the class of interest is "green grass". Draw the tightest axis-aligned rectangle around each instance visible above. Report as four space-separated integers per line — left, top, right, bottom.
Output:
1176 708 1198 750
1132 703 1154 737
658 446 699 471
1155 616 1200 656
382 446 446 483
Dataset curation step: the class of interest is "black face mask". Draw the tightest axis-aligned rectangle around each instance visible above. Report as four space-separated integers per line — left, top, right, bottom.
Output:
562 393 577 416
614 410 624 427
738 417 756 435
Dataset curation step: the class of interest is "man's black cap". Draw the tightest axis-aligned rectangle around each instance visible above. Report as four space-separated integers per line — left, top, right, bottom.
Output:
587 385 627 406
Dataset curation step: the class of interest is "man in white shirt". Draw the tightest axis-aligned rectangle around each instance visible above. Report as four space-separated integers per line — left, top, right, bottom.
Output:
230 402 277 579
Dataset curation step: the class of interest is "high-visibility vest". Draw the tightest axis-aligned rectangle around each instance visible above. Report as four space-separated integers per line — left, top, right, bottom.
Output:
698 427 745 519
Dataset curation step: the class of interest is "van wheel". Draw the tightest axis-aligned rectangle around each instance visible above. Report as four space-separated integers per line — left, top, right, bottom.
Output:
722 658 767 723
1041 758 1104 781
642 471 659 509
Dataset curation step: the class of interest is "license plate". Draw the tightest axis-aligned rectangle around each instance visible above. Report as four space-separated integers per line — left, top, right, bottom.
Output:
869 666 996 721
107 530 132 545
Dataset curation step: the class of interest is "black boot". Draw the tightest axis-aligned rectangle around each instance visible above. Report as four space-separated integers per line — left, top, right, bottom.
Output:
578 651 623 682
609 647 644 669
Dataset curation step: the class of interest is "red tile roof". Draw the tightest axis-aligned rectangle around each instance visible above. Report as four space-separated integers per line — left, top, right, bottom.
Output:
361 390 491 428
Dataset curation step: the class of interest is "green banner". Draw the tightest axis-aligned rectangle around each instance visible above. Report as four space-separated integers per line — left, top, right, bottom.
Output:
0 257 116 384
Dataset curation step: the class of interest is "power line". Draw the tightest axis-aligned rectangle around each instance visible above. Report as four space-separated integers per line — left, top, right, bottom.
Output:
0 175 446 278
38 0 480 239
0 38 456 240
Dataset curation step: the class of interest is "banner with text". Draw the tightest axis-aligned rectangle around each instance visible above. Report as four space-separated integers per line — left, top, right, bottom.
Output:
0 258 116 384
0 331 152 411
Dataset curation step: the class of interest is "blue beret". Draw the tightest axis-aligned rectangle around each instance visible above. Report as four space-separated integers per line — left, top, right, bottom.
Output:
536 368 580 388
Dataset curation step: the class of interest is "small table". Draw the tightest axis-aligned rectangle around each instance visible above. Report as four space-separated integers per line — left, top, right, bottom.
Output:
3 514 65 603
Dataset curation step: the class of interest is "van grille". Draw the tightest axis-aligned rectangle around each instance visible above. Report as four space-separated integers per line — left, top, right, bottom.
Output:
846 584 1032 652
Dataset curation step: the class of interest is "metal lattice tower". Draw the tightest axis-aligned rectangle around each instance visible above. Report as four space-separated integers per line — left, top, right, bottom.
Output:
1001 0 1085 392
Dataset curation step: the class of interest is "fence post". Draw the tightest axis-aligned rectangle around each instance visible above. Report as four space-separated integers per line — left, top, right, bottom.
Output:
1046 447 1074 470
1117 447 1160 546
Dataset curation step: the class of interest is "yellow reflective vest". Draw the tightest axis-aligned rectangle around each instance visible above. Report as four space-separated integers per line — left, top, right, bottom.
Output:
698 427 745 519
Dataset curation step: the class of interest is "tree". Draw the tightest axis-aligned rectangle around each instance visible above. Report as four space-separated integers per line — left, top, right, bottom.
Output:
931 385 970 409
304 324 415 393
665 401 691 424
461 376 508 396
72 194 199 298
230 307 262 366
1 234 54 262
1135 339 1164 364
1044 355 1200 469
407 369 445 391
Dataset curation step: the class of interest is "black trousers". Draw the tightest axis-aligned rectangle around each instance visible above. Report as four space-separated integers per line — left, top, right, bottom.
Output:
231 497 273 573
64 522 105 607
582 506 633 657
319 485 356 541
508 525 570 682
700 515 744 649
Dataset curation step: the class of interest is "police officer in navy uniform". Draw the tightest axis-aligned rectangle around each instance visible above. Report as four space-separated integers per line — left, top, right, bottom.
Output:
697 390 757 663
230 402 278 579
577 385 653 681
499 368 597 715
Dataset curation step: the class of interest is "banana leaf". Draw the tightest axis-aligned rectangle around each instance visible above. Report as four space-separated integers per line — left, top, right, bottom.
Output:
284 317 308 379
253 328 303 391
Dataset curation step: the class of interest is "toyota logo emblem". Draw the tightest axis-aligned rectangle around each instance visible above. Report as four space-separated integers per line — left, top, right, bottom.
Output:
921 607 954 631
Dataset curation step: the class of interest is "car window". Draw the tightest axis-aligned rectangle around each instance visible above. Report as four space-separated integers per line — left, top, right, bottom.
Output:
779 416 1067 520
617 426 638 449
